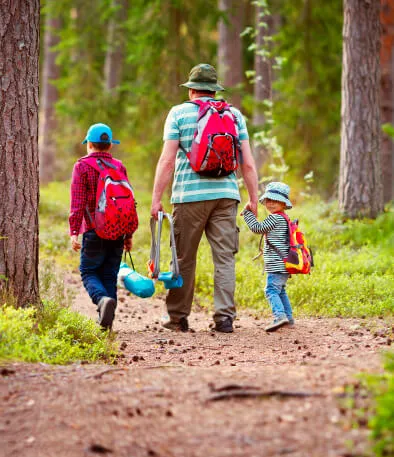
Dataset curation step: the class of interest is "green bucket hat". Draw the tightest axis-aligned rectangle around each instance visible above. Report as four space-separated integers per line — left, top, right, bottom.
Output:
180 63 225 92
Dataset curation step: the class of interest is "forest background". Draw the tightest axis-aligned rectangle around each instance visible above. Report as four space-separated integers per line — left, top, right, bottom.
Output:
0 1 393 455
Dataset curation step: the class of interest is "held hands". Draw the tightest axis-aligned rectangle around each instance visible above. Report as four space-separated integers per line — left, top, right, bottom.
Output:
70 235 81 252
240 200 258 217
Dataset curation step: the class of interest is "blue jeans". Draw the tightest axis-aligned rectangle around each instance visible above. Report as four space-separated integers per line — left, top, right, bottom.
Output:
265 272 293 321
79 230 124 306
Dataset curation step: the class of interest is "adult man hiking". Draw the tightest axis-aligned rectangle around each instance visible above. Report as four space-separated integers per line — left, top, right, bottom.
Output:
151 63 258 333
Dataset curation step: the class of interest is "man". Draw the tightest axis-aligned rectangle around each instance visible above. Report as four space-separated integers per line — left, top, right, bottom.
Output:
151 63 258 333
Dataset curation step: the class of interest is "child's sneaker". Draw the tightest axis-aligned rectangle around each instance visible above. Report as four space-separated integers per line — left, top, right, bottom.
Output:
287 318 295 328
97 297 116 330
265 317 289 332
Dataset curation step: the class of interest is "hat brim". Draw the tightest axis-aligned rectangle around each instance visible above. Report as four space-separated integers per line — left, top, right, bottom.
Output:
259 191 292 210
180 81 225 91
82 139 120 145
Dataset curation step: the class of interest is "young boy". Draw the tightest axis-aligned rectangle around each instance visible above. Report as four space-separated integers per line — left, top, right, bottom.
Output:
242 182 294 332
69 123 136 330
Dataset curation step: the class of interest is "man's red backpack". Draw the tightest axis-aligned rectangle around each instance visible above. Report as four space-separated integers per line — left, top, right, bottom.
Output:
266 212 314 274
83 157 138 240
181 99 241 177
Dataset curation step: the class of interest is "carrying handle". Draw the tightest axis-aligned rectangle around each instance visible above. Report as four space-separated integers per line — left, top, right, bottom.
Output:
123 251 135 270
149 211 179 279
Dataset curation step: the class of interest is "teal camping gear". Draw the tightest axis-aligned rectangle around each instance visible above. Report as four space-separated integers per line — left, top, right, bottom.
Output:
118 252 155 298
149 211 183 289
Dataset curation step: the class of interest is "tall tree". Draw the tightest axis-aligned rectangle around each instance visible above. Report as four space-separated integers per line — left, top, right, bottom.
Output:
218 0 244 107
339 0 383 218
104 0 128 93
252 1 274 174
39 10 60 184
380 0 394 203
0 0 40 306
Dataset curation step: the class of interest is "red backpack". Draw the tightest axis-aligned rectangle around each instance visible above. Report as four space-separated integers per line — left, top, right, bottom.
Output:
82 157 138 240
181 99 241 177
266 212 314 274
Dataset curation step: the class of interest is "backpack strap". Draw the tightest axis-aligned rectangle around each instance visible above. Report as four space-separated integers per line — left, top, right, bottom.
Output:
82 157 118 172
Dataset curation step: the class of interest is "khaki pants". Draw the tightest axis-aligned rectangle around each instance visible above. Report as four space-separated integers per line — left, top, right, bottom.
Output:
166 198 239 323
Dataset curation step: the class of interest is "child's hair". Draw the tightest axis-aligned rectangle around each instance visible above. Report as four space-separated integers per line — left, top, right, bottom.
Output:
90 133 112 151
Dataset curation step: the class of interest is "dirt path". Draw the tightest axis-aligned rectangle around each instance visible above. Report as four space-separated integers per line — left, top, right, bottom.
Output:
1 281 393 457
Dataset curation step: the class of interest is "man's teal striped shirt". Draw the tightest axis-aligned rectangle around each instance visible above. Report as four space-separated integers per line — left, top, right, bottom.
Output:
163 97 249 204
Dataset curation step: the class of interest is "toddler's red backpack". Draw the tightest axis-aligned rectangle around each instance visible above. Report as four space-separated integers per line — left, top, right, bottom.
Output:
181 99 241 177
267 212 314 274
83 157 138 240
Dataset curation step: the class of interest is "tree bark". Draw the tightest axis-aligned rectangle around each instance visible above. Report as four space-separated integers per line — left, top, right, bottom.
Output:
0 0 40 306
339 0 383 218
104 0 128 92
218 0 244 108
39 13 60 184
380 0 394 203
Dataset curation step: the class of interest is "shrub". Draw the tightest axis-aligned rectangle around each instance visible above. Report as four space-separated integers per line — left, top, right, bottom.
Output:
368 352 394 457
0 303 117 364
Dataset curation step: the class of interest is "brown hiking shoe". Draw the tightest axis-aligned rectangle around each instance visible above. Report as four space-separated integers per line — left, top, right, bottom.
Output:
162 317 189 332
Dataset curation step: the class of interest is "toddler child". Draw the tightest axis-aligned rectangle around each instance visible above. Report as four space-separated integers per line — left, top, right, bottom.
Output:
69 123 137 330
242 182 294 332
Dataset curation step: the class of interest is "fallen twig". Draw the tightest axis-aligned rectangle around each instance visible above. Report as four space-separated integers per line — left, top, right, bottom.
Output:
85 368 126 379
207 389 324 402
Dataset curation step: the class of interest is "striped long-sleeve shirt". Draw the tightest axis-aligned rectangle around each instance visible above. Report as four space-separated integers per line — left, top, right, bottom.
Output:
243 210 289 273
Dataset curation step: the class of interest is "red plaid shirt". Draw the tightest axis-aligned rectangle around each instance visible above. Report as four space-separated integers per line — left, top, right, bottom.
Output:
69 152 129 236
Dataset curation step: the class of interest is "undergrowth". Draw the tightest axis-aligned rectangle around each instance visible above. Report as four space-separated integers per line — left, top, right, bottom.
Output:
0 302 117 364
40 183 394 318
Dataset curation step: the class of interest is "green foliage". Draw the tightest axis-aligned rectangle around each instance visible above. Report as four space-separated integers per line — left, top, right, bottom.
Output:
271 0 343 194
365 353 394 457
0 303 117 364
195 198 394 317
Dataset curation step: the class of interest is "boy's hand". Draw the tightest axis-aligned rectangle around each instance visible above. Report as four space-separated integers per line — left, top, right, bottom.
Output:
71 235 81 252
124 237 133 252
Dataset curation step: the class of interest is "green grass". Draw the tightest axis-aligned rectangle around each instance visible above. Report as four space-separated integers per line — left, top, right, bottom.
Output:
367 352 394 457
40 182 394 318
0 302 117 364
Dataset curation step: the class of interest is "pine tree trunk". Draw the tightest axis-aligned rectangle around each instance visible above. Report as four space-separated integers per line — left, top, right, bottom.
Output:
0 0 40 306
104 0 128 92
218 0 244 108
339 0 383 218
380 0 394 203
39 14 60 184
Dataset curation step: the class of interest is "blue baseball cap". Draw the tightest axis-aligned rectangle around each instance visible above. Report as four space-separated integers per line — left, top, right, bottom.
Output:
82 123 120 144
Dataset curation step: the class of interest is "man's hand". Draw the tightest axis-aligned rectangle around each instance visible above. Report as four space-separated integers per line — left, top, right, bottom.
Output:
124 237 133 252
151 200 164 219
71 235 81 252
242 200 258 217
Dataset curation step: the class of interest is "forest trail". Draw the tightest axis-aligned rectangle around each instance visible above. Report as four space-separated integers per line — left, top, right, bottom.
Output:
2 278 393 457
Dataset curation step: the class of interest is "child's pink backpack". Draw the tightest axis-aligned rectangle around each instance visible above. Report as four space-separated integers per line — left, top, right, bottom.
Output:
83 157 138 240
181 99 241 177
